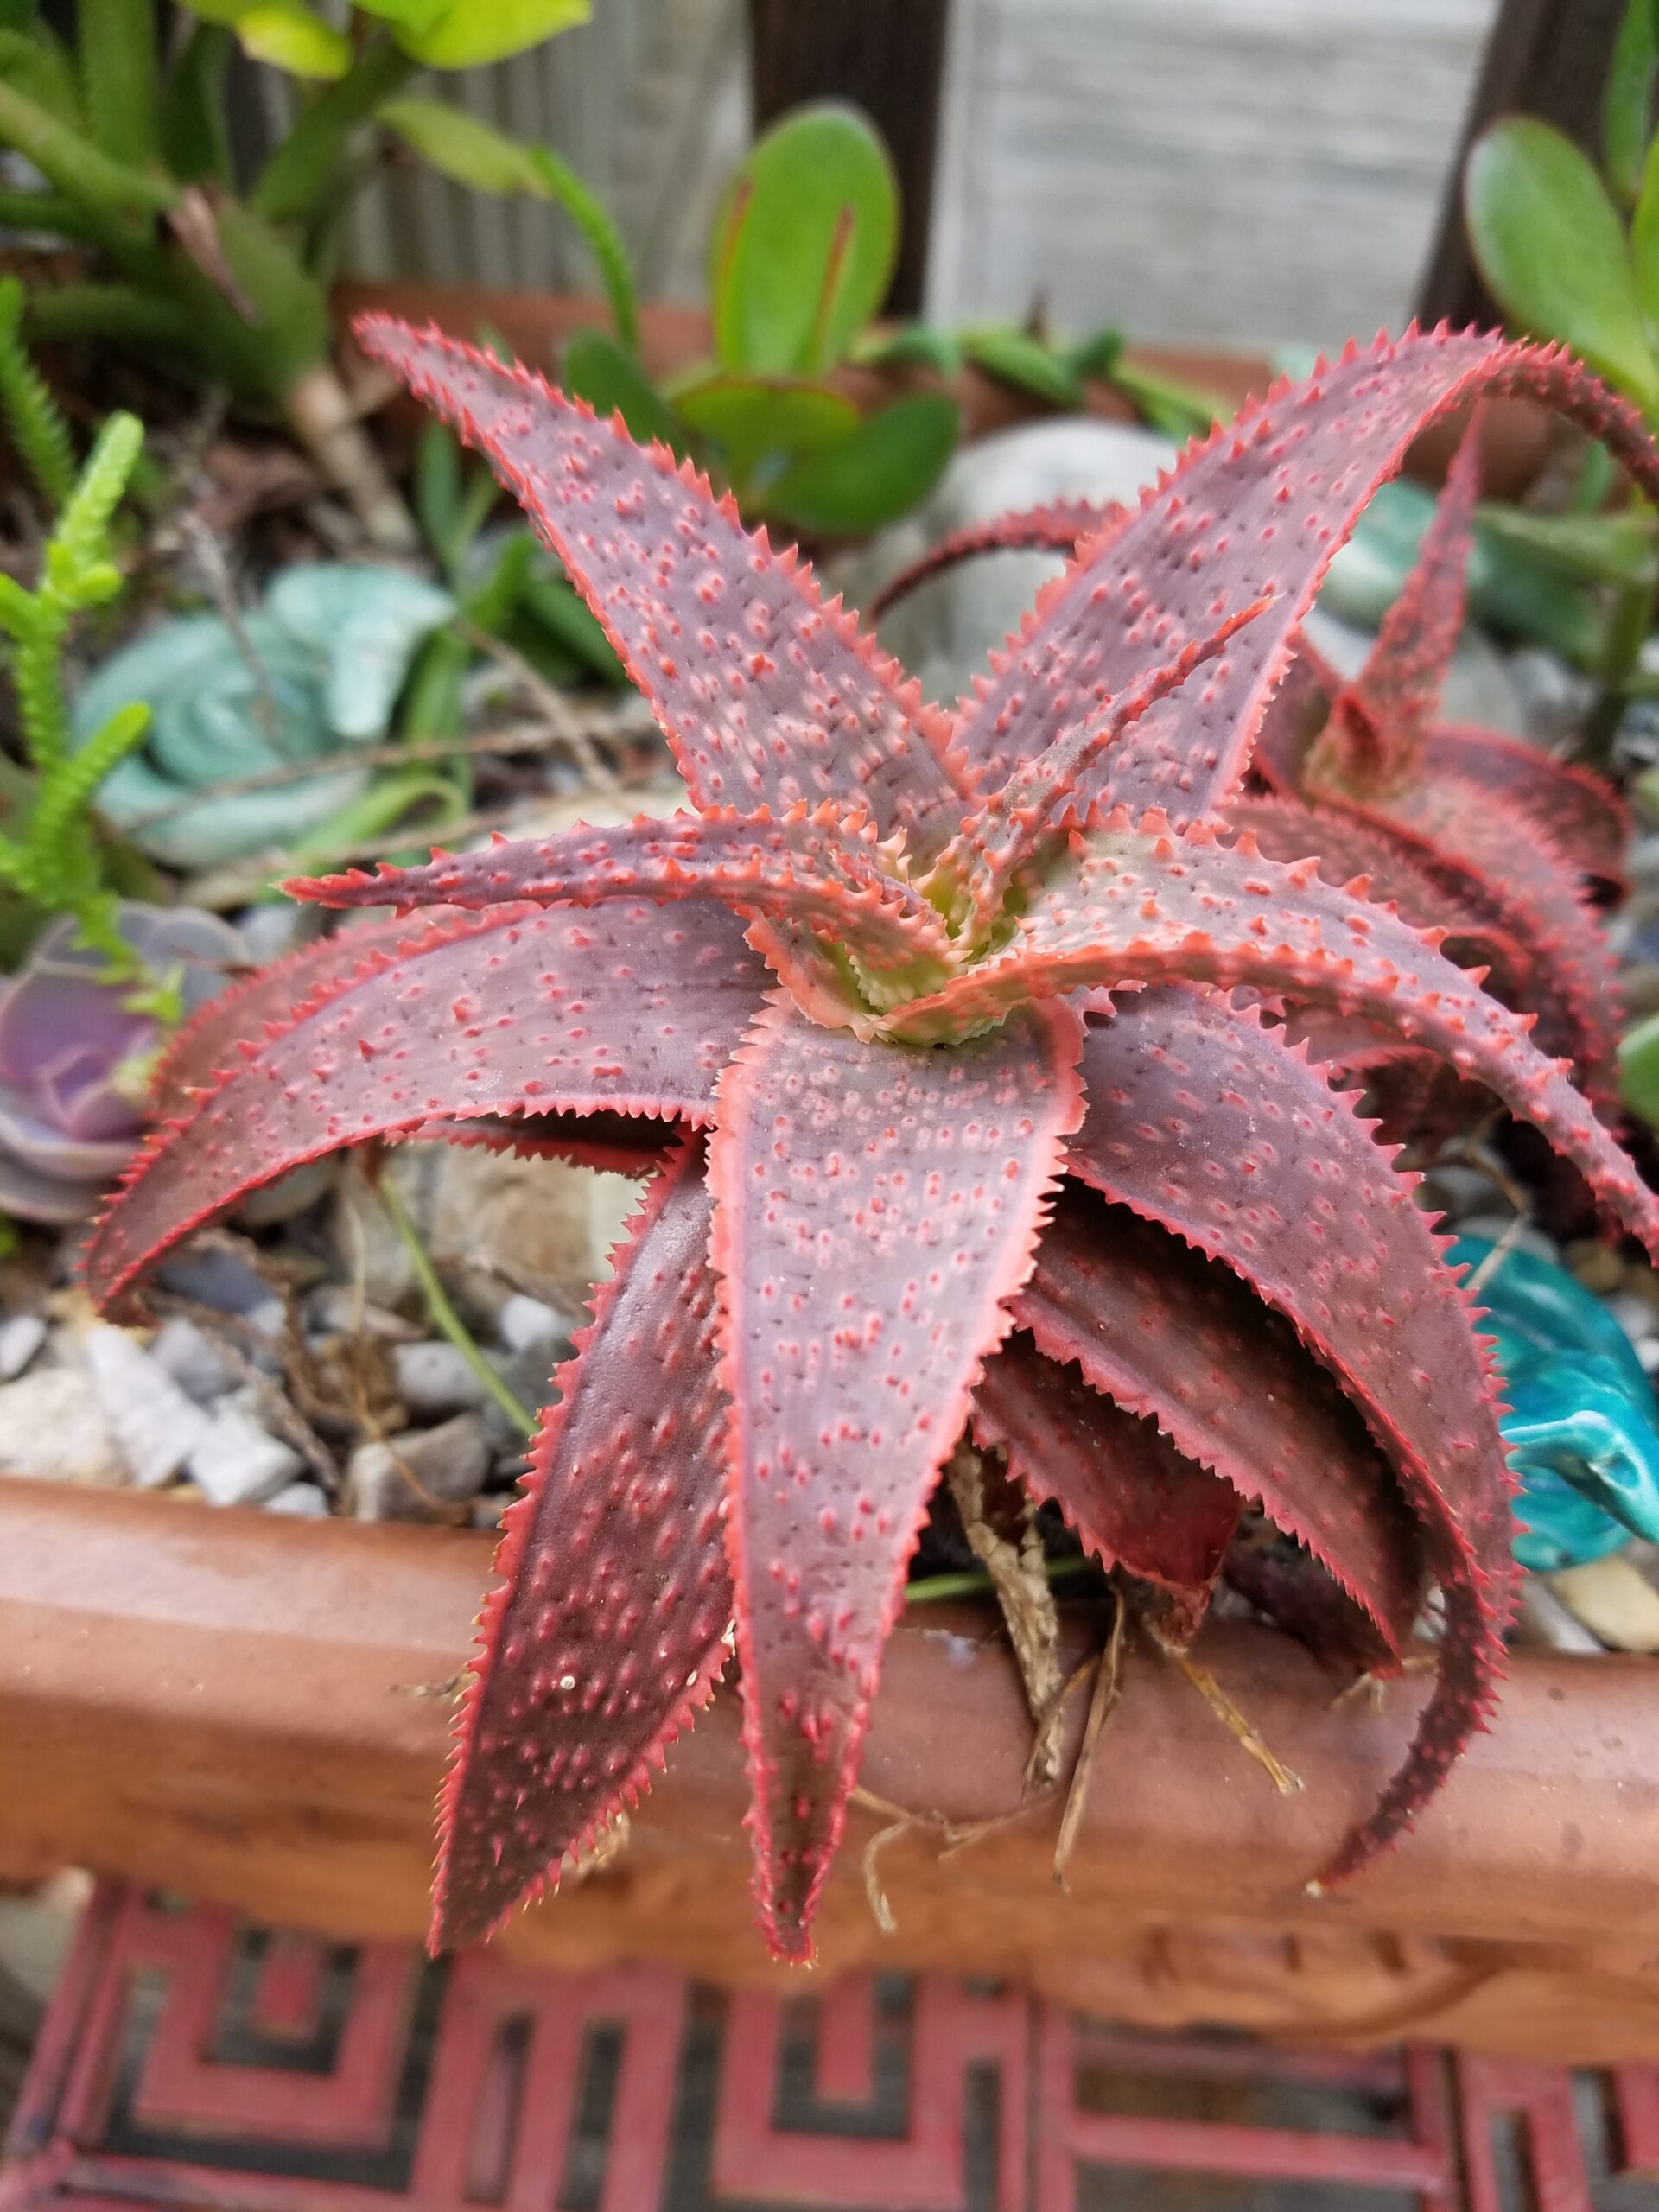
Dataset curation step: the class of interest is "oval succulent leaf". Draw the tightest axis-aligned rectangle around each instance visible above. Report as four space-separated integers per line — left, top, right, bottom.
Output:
710 103 898 379
1465 119 1659 410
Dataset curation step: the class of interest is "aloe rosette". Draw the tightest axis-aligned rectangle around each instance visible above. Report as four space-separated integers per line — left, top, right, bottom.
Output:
82 320 1659 1963
880 412 1629 1116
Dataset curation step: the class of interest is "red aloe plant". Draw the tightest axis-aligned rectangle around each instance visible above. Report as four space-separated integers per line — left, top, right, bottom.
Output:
83 321 1659 1966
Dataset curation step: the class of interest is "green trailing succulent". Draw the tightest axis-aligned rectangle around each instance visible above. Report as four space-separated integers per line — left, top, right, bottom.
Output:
0 0 603 545
0 375 156 987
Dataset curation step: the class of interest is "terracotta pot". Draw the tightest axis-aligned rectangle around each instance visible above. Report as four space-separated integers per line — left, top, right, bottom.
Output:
1 1480 1656 2063
334 280 1553 500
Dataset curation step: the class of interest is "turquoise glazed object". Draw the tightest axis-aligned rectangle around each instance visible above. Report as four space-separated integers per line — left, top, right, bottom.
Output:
1451 1235 1659 1571
73 564 454 870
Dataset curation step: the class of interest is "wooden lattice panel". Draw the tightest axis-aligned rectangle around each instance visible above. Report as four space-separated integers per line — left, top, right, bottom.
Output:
4 1885 1658 2212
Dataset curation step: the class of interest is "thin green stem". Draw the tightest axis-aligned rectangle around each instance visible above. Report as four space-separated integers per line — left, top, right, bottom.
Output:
78 0 160 169
25 284 195 349
251 41 416 228
378 1172 538 1437
904 1554 1097 1607
0 188 103 241
0 74 176 214
1584 566 1656 767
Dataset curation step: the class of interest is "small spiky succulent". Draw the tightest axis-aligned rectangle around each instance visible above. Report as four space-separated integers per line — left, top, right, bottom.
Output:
85 321 1659 1965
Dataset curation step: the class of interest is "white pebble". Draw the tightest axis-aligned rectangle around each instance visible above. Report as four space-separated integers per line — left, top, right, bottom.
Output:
391 1340 489 1418
0 1313 46 1380
497 1293 563 1355
82 1325 209 1489
264 1481 330 1518
0 1368 124 1485
186 1405 304 1506
149 1317 238 1404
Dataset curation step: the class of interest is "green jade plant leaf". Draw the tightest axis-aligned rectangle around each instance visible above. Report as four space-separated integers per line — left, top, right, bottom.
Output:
73 563 453 870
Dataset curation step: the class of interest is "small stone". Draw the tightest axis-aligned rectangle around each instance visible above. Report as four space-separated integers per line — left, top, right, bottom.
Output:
1549 1555 1659 1652
149 1316 239 1404
0 1368 124 1484
0 1313 46 1380
472 1493 509 1529
348 1413 492 1522
81 1324 209 1489
246 1295 289 1340
186 1404 304 1507
1511 1575 1605 1654
305 1286 423 1342
1601 1292 1656 1350
158 1245 275 1317
1565 1241 1626 1295
498 1293 563 1355
391 1340 490 1419
235 1158 338 1230
1637 1340 1659 1376
264 1481 330 1517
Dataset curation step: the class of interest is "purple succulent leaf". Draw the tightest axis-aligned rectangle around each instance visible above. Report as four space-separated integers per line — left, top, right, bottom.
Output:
868 498 1120 622
293 804 957 1017
1314 407 1484 791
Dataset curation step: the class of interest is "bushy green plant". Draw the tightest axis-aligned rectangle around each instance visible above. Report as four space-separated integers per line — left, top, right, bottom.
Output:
1462 0 1659 723
0 0 609 544
555 104 961 537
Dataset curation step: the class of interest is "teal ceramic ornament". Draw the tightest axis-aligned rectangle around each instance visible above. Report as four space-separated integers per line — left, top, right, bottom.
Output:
1451 1235 1659 1571
73 563 454 870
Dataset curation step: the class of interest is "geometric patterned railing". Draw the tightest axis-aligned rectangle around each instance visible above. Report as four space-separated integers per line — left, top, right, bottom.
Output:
3 1885 1658 2211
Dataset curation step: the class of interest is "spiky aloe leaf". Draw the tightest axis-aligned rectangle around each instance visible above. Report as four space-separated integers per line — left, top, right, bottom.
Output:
296 804 956 1013
1224 790 1520 960
84 902 767 1312
152 917 418 1118
951 596 1274 934
884 816 1659 1262
1224 1530 1409 1677
353 316 965 854
868 498 1117 621
950 328 1659 822
434 1138 733 1952
416 1109 671 1179
1313 409 1484 792
706 992 1085 1958
1017 1185 1419 1656
1421 725 1629 893
1065 989 1514 1880
1312 777 1622 1103
972 1334 1242 1623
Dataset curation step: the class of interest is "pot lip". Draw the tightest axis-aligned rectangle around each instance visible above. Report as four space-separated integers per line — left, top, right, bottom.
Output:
4 1473 1659 2065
